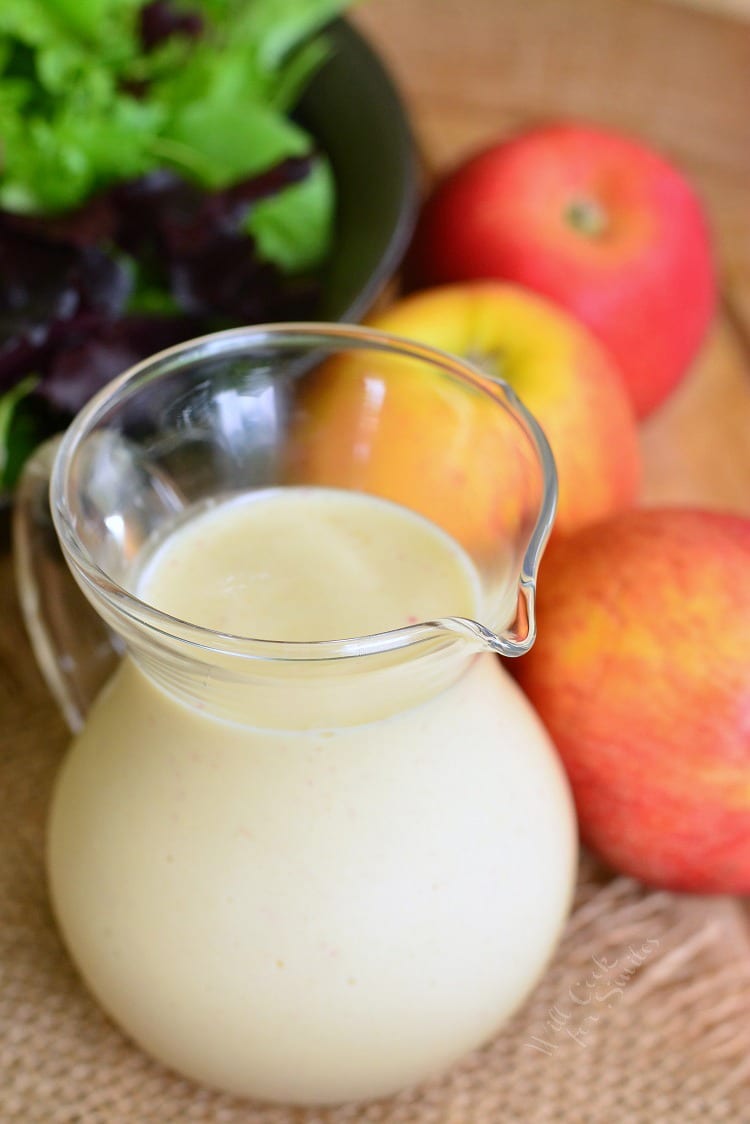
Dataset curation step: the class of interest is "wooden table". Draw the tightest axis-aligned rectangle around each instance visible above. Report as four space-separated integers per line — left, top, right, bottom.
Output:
2 0 750 860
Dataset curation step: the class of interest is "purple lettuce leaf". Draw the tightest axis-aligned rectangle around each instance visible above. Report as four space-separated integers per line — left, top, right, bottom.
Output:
139 0 205 52
0 154 321 422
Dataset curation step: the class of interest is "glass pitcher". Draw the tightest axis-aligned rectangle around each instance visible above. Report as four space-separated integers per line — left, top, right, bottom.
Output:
14 324 577 1106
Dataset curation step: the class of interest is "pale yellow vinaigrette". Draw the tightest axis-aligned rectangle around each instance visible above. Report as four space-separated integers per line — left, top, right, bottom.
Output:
48 487 577 1104
137 487 481 641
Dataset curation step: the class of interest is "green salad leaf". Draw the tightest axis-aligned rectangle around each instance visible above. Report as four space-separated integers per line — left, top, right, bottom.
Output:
0 376 39 490
0 0 354 491
0 0 348 271
245 154 333 273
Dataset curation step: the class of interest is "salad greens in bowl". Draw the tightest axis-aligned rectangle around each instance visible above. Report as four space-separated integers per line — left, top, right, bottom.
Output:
0 0 418 491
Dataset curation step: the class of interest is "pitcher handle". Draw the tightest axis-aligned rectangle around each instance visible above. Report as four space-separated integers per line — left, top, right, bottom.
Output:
13 437 121 733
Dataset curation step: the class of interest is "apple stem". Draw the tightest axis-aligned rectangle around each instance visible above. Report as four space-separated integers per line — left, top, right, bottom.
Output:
565 198 608 237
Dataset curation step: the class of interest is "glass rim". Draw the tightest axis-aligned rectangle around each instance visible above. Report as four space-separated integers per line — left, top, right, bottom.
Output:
51 322 558 662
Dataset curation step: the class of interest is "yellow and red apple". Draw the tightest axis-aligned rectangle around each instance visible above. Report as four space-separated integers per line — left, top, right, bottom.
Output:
513 508 750 893
288 283 641 553
409 124 716 417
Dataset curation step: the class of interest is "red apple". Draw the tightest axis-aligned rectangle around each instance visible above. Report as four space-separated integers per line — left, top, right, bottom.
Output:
514 508 750 893
287 283 641 552
409 123 716 418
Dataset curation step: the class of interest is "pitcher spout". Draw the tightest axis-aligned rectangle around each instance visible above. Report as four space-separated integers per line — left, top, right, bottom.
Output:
434 575 537 659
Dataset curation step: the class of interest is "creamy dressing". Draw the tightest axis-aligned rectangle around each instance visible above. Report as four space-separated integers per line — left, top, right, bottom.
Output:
135 487 481 640
48 487 577 1104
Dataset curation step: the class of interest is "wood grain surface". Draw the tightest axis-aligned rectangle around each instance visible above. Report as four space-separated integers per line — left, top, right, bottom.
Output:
2 0 750 884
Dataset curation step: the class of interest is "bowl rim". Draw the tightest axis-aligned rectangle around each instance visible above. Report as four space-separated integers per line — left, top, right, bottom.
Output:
305 17 420 323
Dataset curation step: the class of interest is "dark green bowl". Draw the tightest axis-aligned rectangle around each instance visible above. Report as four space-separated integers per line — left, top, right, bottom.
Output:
300 20 419 320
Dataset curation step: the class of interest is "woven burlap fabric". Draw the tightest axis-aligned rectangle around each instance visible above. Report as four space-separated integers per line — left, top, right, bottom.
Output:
2 720 750 1123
